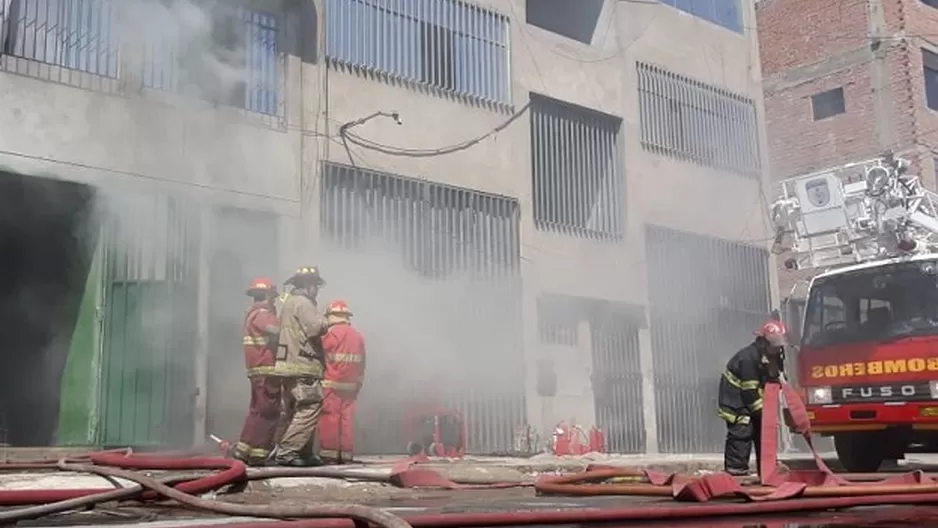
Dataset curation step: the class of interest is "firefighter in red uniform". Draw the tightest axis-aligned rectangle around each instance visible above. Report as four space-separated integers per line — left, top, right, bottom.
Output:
718 320 788 476
319 300 367 463
233 278 282 466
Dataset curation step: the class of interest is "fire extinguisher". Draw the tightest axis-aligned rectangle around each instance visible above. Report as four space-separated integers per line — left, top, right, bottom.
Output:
551 421 572 455
551 422 591 455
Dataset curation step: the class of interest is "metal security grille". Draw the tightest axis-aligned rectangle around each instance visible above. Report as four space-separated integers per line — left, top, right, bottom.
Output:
325 0 511 107
320 163 525 454
1 0 119 77
591 310 645 454
142 5 281 116
97 192 200 449
530 93 623 238
645 225 770 453
637 62 760 177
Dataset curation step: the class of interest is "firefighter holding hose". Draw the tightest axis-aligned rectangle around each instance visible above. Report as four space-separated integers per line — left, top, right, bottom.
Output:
319 300 367 463
718 320 788 476
270 266 329 467
233 278 282 466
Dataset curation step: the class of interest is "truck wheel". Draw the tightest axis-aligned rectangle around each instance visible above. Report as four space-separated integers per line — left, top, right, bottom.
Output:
834 433 886 472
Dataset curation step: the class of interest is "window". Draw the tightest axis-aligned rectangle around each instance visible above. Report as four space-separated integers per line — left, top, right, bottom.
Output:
1 0 119 77
637 62 761 176
525 0 603 45
924 48 938 111
325 0 510 106
659 0 742 34
530 93 623 238
321 163 521 278
811 87 846 121
802 262 938 349
142 6 281 116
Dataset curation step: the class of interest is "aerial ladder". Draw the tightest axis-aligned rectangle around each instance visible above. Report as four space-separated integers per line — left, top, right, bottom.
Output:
770 151 938 272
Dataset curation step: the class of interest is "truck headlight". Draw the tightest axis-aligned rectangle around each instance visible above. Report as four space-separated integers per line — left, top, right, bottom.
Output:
807 386 833 405
930 381 938 399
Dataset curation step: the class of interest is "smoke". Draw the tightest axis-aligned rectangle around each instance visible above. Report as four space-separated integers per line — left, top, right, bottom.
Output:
317 237 524 454
121 0 251 106
46 0 261 447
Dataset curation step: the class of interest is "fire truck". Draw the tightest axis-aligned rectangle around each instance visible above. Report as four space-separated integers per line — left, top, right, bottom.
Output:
772 152 938 472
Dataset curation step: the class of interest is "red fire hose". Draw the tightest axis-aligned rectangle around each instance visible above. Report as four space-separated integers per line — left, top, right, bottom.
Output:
2 381 938 526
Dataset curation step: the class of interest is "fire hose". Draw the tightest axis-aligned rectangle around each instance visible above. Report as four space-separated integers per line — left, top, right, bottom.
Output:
2 381 938 526
0 452 411 528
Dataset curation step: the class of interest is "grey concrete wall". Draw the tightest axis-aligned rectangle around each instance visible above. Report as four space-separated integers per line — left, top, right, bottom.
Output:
0 0 772 451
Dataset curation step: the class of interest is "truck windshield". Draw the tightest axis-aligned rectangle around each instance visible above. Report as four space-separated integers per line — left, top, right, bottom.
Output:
802 261 938 348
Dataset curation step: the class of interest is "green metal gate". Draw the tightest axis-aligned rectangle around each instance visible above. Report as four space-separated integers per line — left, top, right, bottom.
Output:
96 193 201 449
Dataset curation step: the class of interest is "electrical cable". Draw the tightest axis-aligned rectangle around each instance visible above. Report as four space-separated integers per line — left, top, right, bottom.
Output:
341 103 531 158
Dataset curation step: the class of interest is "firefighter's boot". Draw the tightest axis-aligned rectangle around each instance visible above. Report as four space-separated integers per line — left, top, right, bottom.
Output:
270 446 324 467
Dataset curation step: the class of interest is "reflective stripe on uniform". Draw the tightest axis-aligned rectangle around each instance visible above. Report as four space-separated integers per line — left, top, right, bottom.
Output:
323 379 357 390
723 370 760 390
247 366 277 376
235 442 270 459
717 408 750 425
749 398 764 412
326 353 362 363
272 363 322 376
243 336 268 346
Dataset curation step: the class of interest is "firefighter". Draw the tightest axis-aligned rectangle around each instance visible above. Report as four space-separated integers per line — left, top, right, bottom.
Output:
718 320 788 476
319 300 367 463
233 278 282 466
270 266 329 467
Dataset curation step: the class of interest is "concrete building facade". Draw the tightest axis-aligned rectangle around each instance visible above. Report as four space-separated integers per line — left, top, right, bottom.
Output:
758 0 938 303
0 0 773 454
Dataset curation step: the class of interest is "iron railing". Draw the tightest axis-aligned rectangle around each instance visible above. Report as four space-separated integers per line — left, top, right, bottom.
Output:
142 5 282 116
96 192 200 449
0 0 281 115
325 0 511 107
646 225 771 453
1 0 120 77
637 62 761 177
530 92 623 239
319 162 525 454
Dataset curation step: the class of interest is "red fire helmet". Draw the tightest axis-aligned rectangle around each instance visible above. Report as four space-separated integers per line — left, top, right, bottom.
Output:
755 320 788 347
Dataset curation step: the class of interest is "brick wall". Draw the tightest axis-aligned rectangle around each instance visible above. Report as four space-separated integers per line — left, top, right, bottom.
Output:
764 66 879 178
757 0 938 300
758 0 938 181
757 0 869 76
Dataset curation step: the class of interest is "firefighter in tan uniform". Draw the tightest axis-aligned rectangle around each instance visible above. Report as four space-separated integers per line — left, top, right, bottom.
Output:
270 266 329 467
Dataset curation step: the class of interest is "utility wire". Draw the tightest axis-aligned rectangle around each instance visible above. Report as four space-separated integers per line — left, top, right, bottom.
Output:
341 103 531 158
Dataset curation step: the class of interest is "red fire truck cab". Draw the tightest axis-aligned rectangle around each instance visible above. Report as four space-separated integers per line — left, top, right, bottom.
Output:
797 256 938 472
